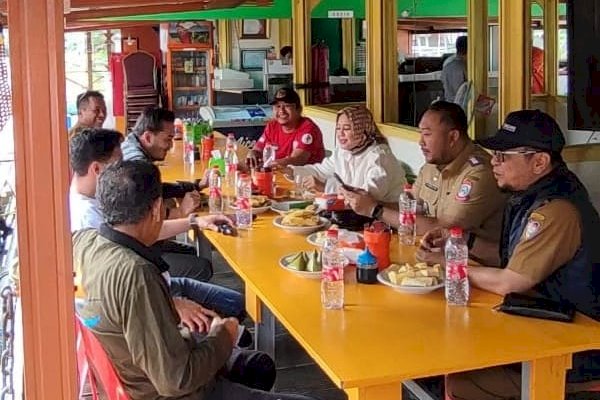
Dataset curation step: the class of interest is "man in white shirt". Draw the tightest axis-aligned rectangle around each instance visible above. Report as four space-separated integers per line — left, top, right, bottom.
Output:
441 36 467 103
69 128 247 328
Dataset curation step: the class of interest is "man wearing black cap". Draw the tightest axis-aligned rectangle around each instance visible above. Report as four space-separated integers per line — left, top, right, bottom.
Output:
247 87 325 168
436 110 600 399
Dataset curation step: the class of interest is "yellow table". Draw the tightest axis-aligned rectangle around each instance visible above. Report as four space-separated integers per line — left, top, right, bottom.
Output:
203 220 600 400
163 141 600 400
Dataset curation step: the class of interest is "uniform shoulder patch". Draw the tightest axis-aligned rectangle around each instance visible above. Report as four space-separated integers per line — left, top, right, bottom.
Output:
455 178 473 201
468 156 481 166
523 213 545 240
301 133 313 145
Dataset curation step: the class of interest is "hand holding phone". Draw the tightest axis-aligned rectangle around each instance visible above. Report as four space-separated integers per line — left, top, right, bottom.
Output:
333 173 358 192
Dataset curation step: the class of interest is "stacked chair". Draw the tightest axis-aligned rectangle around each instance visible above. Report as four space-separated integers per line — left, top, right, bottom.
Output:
122 51 159 132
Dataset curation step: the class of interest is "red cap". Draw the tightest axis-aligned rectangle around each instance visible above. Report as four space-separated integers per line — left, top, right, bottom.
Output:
449 227 463 237
326 228 339 238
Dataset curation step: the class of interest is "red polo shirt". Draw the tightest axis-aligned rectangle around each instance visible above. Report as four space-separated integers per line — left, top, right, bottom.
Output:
254 117 325 164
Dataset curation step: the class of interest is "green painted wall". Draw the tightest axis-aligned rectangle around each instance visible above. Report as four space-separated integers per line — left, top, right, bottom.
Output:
311 19 343 75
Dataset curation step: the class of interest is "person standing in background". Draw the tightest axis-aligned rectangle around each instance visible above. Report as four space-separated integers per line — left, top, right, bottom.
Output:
441 36 468 103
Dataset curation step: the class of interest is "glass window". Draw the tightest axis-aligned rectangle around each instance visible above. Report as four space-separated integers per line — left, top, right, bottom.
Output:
394 0 467 127
307 4 367 107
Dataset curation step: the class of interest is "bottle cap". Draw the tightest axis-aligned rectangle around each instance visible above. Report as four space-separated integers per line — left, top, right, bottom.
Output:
357 247 377 266
403 183 412 191
449 227 463 237
326 228 338 238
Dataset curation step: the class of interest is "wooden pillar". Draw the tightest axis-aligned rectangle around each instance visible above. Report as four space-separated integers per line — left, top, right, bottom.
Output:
468 0 488 139
279 18 292 48
7 0 77 398
366 0 397 123
341 18 355 74
292 0 311 105
544 0 558 116
500 0 528 120
217 19 231 68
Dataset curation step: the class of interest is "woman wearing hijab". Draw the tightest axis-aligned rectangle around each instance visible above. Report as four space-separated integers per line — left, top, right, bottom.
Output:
291 105 406 203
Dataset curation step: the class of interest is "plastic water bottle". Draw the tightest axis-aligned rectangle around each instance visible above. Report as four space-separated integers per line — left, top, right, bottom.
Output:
208 166 223 214
444 227 470 306
223 133 238 209
236 173 253 229
321 229 345 310
183 121 195 164
398 183 417 246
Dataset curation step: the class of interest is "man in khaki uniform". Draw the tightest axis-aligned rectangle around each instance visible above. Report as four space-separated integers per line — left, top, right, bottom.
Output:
420 110 600 399
68 90 107 138
342 101 505 263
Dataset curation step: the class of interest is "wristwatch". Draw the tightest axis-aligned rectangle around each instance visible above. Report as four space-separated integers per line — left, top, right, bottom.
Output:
188 213 199 227
371 204 384 220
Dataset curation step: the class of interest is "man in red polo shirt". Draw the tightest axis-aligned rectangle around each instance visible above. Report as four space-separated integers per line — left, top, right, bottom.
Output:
247 88 325 168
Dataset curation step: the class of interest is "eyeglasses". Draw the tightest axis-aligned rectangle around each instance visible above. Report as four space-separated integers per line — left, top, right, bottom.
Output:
492 150 541 163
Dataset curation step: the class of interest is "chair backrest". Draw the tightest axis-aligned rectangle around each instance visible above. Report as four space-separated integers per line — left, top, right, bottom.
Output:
122 51 156 90
75 318 131 400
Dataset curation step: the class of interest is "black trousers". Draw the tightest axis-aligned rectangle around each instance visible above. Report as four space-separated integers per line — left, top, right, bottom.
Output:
154 238 213 282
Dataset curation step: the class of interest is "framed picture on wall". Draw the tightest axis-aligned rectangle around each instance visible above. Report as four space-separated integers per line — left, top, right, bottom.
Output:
241 19 269 39
241 49 268 70
122 37 139 53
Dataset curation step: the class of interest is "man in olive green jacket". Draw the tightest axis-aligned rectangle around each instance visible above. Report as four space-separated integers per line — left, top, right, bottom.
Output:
73 160 316 400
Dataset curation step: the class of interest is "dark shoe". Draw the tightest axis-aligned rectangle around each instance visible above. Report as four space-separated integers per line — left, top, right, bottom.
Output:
228 350 276 392
236 327 254 349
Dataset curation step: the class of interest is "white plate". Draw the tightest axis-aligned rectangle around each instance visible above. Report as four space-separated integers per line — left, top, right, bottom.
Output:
376 270 445 294
230 204 271 215
306 230 364 247
273 216 328 235
342 248 362 265
270 200 314 215
279 253 322 279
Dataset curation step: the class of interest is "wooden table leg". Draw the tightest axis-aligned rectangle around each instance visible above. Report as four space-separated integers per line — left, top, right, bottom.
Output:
245 286 261 323
522 354 572 400
345 382 401 400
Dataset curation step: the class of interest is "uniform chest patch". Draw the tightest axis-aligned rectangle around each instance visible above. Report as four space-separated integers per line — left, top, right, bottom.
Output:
301 133 313 145
455 179 473 201
425 182 439 191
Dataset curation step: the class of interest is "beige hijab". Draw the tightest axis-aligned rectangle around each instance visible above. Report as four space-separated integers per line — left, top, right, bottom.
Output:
336 105 387 154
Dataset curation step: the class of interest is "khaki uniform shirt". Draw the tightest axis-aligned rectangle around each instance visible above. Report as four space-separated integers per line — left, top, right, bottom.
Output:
68 122 90 139
507 199 582 282
73 229 232 400
413 141 505 241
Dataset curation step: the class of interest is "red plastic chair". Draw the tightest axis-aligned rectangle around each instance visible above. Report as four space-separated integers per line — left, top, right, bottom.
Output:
75 318 131 400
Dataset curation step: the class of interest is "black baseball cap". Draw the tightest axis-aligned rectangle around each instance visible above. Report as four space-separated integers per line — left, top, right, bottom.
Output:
270 87 301 107
478 109 565 153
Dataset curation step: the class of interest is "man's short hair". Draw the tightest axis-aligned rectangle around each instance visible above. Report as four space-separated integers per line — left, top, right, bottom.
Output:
76 90 105 112
280 46 293 58
131 106 175 137
97 160 162 226
426 101 469 136
69 128 123 176
456 36 468 55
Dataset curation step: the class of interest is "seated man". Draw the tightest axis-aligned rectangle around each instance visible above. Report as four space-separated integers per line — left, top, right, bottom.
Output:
292 104 406 202
122 106 212 281
246 88 325 168
73 160 317 400
68 90 107 138
342 101 505 265
69 129 245 324
421 110 600 400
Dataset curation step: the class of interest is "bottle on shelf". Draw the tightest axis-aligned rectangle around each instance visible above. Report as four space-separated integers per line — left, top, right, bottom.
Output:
321 229 345 310
444 227 470 306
